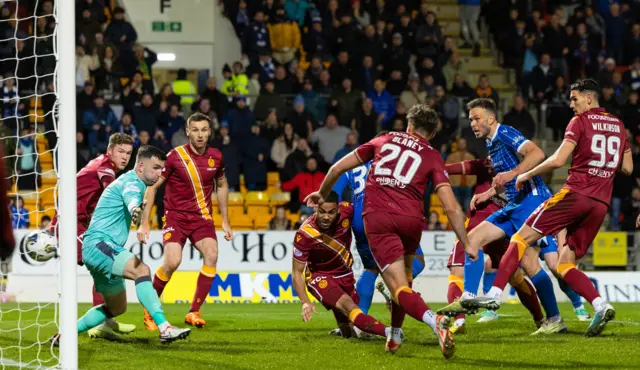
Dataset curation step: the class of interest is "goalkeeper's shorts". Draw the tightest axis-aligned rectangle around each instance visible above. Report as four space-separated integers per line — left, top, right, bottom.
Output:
82 239 135 297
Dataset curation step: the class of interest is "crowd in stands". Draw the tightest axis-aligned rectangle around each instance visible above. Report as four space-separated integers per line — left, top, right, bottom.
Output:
1 0 639 231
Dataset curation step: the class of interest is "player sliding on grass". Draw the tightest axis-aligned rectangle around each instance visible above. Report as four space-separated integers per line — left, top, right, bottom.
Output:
138 113 233 330
438 98 568 335
332 156 425 322
306 104 471 359
48 133 137 340
292 191 393 339
461 79 633 337
52 146 190 345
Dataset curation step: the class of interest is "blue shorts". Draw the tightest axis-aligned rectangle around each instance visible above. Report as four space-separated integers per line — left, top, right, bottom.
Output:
354 229 423 270
537 235 558 258
486 195 548 238
82 238 135 297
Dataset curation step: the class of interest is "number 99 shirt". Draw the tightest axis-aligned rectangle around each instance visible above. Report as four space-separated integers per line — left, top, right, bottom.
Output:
354 131 450 272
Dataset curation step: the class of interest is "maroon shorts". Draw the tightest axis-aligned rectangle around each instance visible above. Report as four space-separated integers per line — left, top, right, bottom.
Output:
306 272 358 310
526 189 607 259
363 212 423 272
162 210 217 247
447 202 507 269
50 215 88 265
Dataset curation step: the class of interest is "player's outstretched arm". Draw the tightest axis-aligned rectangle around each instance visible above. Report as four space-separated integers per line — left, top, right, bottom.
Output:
493 141 546 188
216 175 233 241
515 140 576 190
436 184 476 261
292 259 316 322
619 150 633 176
136 177 165 243
306 152 361 207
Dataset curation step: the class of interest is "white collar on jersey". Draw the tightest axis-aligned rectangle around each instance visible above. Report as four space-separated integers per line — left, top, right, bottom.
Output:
486 123 501 144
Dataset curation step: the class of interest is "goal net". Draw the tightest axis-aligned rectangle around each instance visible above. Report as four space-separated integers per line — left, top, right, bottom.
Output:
0 0 76 368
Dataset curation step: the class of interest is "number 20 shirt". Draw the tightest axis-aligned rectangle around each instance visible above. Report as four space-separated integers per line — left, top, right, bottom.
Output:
354 131 450 219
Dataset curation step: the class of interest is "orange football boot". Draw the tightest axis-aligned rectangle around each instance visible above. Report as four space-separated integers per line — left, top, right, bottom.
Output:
185 311 206 328
143 308 158 331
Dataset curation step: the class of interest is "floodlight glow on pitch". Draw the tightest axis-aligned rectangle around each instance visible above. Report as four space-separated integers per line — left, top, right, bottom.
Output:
158 53 176 61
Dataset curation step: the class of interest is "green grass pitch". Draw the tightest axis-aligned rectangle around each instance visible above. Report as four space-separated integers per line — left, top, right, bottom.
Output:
1 302 640 369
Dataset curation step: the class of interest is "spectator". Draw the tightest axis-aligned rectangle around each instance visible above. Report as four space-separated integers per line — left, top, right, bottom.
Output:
104 7 137 48
623 58 640 92
442 51 468 90
133 93 159 135
150 129 172 154
433 85 460 137
384 33 411 78
233 0 250 38
128 44 157 92
353 98 379 143
305 56 324 84
286 95 314 140
242 10 270 62
351 0 370 27
212 123 241 190
75 45 97 88
120 77 143 113
366 79 395 129
569 22 600 81
546 76 572 141
600 85 621 117
458 0 481 55
159 104 185 140
331 77 362 126
272 66 293 94
227 96 255 139
40 215 51 230
597 57 617 87
281 157 325 215
446 138 475 212
194 99 220 132
254 80 287 121
424 211 445 231
471 74 500 107
82 95 118 155
355 55 380 93
543 13 569 79
357 25 383 65
303 19 330 60
10 196 29 229
301 78 325 123
230 61 250 97
200 77 226 120
269 206 292 230
282 137 326 181
119 112 138 145
284 0 309 27
76 81 96 115
268 7 301 65
386 70 406 96
520 35 539 98
400 73 428 109
585 6 605 48
271 122 299 169
604 3 625 65
76 132 91 171
612 170 634 231
171 124 189 148
315 69 333 95
621 186 640 230
247 50 277 86
333 132 359 163
611 71 630 105
531 53 555 102
156 83 181 109
625 23 640 65
450 74 473 98
311 114 351 163
329 51 354 87
260 110 281 143
396 12 416 53
623 91 640 135
418 57 447 88
503 95 535 139
172 68 196 106
415 11 442 61
16 129 37 190
242 124 270 190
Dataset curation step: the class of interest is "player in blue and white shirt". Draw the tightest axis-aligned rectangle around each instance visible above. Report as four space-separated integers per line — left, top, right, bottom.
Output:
442 98 574 334
333 161 425 315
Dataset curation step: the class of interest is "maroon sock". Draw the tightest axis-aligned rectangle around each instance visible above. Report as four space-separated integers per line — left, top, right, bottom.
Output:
513 277 544 322
447 281 465 321
562 268 600 303
92 285 104 306
390 300 405 328
152 274 169 297
190 270 215 312
493 243 522 290
397 288 430 322
352 312 387 337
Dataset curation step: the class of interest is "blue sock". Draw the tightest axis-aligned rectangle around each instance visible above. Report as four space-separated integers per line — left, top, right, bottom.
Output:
412 258 425 279
509 286 517 296
483 271 497 295
463 249 484 294
136 276 168 326
558 276 582 308
530 270 560 318
356 270 377 314
77 304 109 333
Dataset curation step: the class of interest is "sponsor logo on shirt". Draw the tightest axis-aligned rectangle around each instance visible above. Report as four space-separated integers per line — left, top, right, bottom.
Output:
208 158 216 167
375 176 407 188
293 246 303 257
318 280 328 289
341 219 350 228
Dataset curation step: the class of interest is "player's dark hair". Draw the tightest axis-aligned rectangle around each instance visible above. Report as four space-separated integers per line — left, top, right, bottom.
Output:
108 133 134 148
325 191 340 204
406 104 440 134
186 112 212 129
570 78 600 100
136 145 167 162
467 98 497 117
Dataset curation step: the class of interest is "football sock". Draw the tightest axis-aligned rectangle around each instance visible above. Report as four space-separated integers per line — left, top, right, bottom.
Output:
530 270 560 319
558 276 582 309
77 304 111 333
463 249 484 294
349 309 387 337
412 257 425 279
561 267 601 306
447 275 465 322
395 286 433 330
136 276 168 326
92 285 104 306
510 271 544 322
493 234 528 291
390 300 406 328
190 265 216 312
153 267 170 297
483 271 497 295
356 270 377 314
509 286 517 297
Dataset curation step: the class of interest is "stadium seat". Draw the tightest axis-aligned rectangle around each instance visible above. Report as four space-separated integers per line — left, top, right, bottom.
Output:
246 191 270 218
253 214 272 230
41 172 57 187
430 194 442 207
227 192 245 216
213 214 223 227
230 214 253 230
38 186 56 207
266 186 280 196
270 192 291 208
287 211 301 226
267 172 280 187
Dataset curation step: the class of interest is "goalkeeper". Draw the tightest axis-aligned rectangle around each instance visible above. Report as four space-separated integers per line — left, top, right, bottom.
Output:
54 146 190 344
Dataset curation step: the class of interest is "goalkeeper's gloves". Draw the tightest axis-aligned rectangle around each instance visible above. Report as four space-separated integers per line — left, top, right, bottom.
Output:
131 199 147 227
